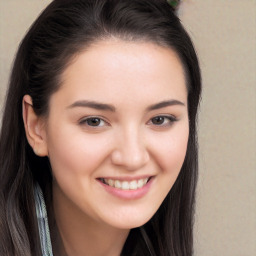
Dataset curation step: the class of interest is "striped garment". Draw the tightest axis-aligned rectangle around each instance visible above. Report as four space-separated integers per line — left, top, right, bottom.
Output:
34 183 54 256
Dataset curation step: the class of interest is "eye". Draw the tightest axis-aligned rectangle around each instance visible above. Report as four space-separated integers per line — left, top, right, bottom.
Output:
79 117 108 127
149 115 177 126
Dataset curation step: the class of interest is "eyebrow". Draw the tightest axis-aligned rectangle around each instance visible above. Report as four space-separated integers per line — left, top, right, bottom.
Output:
67 99 185 112
146 99 185 111
67 100 116 112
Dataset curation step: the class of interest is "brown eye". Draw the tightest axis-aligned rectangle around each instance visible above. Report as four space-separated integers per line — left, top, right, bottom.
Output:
86 118 101 126
80 117 106 127
150 115 177 126
151 116 165 125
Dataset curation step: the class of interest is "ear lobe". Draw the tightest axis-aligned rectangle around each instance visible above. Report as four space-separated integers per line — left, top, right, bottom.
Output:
22 95 48 157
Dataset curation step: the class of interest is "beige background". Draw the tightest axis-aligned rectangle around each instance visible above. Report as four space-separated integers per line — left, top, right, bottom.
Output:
0 0 255 255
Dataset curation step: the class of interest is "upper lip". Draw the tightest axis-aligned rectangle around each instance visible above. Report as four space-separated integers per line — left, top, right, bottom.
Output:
97 175 154 181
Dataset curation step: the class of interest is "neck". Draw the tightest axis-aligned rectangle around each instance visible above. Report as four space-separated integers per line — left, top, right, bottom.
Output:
52 183 130 256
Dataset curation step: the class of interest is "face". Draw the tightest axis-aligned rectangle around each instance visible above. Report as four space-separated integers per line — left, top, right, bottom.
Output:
42 39 189 230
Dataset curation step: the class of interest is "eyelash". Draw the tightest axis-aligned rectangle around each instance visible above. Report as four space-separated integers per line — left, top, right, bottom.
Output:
147 115 178 127
79 115 177 128
79 117 109 127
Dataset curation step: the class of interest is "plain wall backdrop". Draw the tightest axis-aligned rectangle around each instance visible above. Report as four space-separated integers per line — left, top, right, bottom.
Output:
0 0 255 255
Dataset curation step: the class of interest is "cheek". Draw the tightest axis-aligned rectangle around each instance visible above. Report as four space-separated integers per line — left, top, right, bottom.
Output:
149 125 189 174
163 135 188 170
46 126 112 178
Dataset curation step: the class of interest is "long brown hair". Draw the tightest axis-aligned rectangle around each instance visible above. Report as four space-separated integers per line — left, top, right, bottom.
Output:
0 0 201 255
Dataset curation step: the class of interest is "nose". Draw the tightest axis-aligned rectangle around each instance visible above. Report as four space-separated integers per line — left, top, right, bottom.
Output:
111 128 150 171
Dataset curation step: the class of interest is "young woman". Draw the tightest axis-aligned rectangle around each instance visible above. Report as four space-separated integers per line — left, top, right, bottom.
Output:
0 0 201 255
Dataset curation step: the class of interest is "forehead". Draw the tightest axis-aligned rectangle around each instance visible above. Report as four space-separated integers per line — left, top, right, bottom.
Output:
52 39 187 108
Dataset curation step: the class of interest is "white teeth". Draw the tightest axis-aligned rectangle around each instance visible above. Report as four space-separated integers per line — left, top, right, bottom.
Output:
114 180 121 189
129 180 138 190
103 178 149 190
137 179 144 188
108 179 114 187
121 181 129 190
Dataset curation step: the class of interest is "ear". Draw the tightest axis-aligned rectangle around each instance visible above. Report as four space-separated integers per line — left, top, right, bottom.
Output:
22 95 48 157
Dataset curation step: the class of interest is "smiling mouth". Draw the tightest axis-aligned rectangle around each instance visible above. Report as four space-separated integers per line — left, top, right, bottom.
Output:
98 177 151 190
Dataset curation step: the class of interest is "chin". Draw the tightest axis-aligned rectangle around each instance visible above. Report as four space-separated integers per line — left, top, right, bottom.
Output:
103 210 156 230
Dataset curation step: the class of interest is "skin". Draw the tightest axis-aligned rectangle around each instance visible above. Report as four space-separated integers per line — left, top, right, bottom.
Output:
23 39 189 256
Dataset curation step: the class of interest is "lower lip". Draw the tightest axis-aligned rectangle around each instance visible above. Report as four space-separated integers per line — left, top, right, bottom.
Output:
98 177 154 200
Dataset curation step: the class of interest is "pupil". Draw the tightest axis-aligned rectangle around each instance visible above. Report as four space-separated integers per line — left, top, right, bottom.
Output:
88 118 100 126
153 117 164 125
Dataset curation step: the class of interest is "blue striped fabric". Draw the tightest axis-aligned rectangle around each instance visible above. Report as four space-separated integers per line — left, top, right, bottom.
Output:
34 183 54 256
